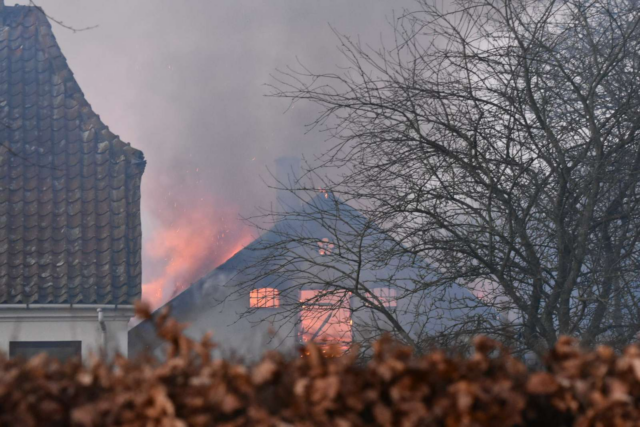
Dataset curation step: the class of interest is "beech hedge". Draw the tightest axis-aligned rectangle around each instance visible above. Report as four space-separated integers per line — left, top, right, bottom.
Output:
0 303 639 426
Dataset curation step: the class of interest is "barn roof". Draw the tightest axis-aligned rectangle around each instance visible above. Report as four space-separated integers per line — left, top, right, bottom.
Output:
0 4 145 304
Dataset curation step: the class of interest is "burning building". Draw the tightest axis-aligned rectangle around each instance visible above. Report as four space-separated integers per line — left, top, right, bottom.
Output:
129 158 491 360
0 2 145 359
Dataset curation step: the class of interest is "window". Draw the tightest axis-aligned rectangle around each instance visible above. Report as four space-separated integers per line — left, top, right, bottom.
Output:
250 288 280 308
373 287 397 307
317 238 334 255
10 341 81 362
299 290 351 350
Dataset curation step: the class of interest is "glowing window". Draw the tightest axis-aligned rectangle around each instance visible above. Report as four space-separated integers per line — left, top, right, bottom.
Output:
373 287 397 307
250 288 280 308
299 290 351 350
318 238 334 255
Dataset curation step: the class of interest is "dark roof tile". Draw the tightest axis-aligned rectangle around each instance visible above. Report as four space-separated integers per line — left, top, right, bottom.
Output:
0 5 145 304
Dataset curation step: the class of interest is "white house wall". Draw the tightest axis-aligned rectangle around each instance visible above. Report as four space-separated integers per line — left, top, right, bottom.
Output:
0 306 133 359
184 299 298 362
135 269 299 362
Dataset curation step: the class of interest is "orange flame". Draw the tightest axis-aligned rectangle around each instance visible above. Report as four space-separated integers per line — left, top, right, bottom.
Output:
142 201 254 309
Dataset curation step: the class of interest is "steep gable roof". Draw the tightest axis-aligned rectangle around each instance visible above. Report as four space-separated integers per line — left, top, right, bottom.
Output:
0 4 145 304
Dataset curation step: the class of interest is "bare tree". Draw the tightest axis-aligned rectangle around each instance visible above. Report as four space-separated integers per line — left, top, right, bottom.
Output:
240 0 640 357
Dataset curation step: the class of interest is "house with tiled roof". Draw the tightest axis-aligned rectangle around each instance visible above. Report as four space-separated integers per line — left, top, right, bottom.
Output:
0 1 145 360
130 159 493 361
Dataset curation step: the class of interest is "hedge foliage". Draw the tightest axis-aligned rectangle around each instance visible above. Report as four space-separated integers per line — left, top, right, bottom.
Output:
2 303 640 426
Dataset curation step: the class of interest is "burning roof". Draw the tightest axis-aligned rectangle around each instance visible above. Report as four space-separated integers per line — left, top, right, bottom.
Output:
0 3 145 304
129 193 489 358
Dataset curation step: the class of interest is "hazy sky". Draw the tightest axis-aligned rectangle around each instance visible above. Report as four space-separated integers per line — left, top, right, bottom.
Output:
17 0 415 306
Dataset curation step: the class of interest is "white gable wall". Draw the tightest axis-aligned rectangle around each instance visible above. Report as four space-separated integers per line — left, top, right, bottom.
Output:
184 302 298 362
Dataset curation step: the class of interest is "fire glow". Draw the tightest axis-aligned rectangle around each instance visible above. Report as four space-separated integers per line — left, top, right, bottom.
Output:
142 200 254 309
